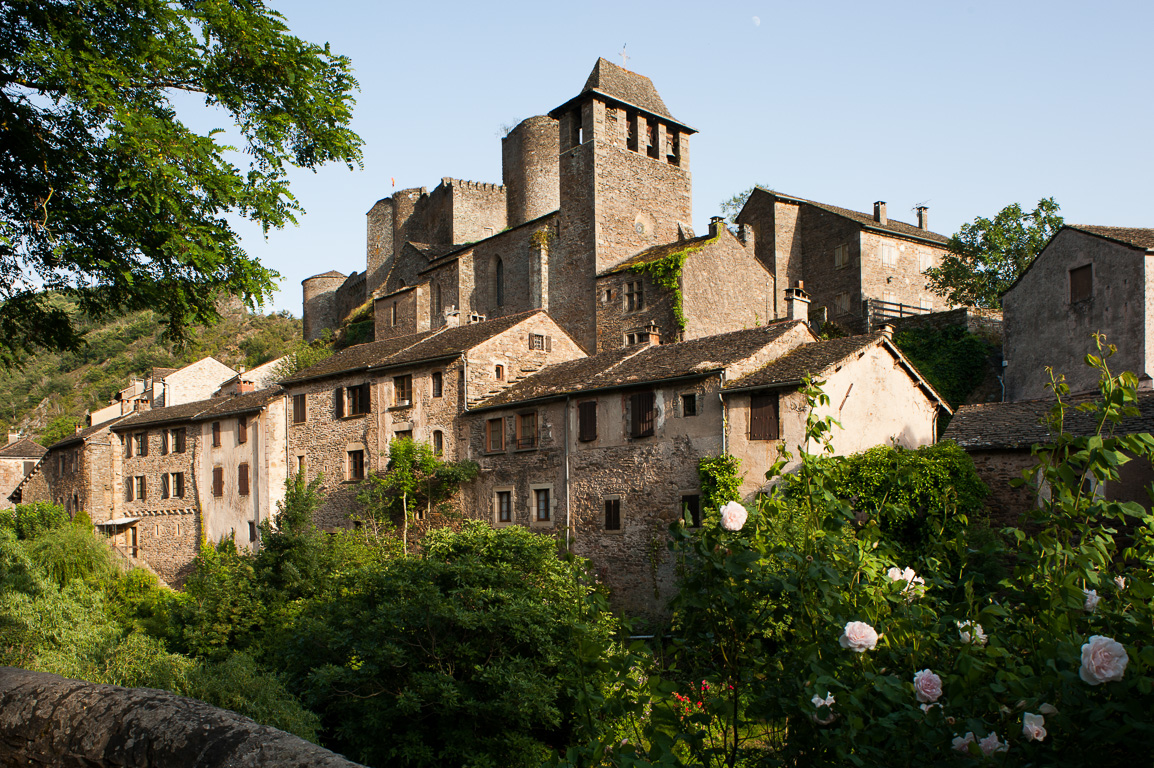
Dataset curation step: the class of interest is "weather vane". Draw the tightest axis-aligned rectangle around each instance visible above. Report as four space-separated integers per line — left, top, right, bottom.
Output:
619 44 629 69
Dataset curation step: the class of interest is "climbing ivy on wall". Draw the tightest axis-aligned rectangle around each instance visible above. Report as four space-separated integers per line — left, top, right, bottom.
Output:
892 324 993 409
628 228 721 331
698 453 743 513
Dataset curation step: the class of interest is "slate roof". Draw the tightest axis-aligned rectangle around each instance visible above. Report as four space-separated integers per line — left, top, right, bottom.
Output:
549 58 694 132
112 399 220 430
368 311 548 372
752 189 949 244
279 331 436 385
150 367 177 380
944 391 1154 450
408 242 460 261
0 437 46 459
601 233 715 275
194 388 285 421
724 334 884 390
47 415 131 450
1066 225 1154 250
476 321 808 410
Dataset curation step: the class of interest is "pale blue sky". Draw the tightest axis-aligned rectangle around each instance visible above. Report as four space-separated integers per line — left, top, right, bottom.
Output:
235 1 1153 316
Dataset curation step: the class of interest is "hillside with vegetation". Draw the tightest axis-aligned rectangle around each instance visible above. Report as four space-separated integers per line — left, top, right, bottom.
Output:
0 295 305 447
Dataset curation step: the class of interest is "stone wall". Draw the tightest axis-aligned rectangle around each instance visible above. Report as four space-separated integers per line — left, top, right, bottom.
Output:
374 286 420 341
680 227 775 340
967 450 1039 529
859 230 944 316
0 666 366 768
1003 229 1148 401
163 357 237 407
0 457 32 510
502 115 560 227
302 272 347 343
594 269 678 352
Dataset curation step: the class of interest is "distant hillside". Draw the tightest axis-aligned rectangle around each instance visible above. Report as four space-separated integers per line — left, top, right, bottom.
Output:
0 296 303 446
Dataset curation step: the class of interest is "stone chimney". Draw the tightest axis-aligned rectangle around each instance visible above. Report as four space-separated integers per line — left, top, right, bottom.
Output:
880 323 894 340
916 206 929 230
644 324 661 347
784 281 811 322
6 431 18 445
443 309 461 328
873 201 887 226
708 216 725 237
74 424 83 435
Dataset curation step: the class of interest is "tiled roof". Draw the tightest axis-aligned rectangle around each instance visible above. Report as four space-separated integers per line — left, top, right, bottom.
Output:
550 58 693 131
47 415 130 450
303 270 346 281
112 400 218 430
1066 225 1154 250
194 388 284 421
370 311 547 371
476 321 808 410
944 391 1154 450
279 330 436 385
601 233 715 275
759 189 949 244
151 367 177 380
0 437 46 459
725 334 884 390
407 242 459 261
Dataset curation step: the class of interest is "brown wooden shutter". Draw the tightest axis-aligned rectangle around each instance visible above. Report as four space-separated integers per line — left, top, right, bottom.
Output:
139 433 147 457
125 436 131 458
176 428 186 453
139 476 146 501
361 383 372 413
293 394 306 423
212 467 223 497
1070 264 1092 303
578 401 597 442
238 464 249 496
238 416 247 444
161 431 169 455
334 387 345 418
749 393 780 440
605 499 621 530
630 392 655 437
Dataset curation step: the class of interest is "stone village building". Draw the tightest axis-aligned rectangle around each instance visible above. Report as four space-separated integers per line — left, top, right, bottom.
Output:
1003 225 1154 402
303 58 953 355
0 435 46 510
462 318 947 615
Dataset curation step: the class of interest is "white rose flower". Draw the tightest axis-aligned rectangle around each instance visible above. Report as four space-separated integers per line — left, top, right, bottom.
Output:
951 732 976 753
1083 588 1100 613
838 620 878 652
979 732 1008 756
957 620 988 646
719 501 748 532
887 565 925 598
913 669 942 703
811 693 836 725
1022 712 1047 742
1079 635 1129 685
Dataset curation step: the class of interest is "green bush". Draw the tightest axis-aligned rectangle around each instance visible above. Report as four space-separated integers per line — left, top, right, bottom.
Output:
0 502 69 540
29 524 118 587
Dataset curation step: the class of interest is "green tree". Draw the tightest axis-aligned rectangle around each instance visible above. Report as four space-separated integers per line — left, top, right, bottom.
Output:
718 184 770 224
0 0 362 362
925 197 1063 308
358 438 479 551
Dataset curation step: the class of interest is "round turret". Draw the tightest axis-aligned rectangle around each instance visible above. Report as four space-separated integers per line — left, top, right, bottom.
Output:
301 271 347 342
502 116 560 227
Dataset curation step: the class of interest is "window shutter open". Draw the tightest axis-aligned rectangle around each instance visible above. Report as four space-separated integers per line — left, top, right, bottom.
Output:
162 474 170 499
212 467 223 497
161 431 169 455
361 383 372 413
139 434 147 457
334 387 345 418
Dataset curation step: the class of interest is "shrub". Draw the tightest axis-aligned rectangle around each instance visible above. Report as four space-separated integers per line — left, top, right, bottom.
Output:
28 524 118 587
0 502 69 540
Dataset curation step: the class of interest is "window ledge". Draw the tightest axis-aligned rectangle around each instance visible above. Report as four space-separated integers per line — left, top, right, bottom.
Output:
602 528 625 535
530 519 554 528
340 413 370 420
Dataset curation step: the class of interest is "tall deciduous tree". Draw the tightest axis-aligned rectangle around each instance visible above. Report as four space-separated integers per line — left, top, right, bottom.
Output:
0 0 362 363
925 198 1063 309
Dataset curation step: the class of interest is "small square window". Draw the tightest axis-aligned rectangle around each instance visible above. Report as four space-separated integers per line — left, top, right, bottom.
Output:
681 393 697 417
604 498 621 531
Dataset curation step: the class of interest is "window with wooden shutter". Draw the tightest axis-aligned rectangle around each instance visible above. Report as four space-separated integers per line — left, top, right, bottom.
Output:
174 428 186 453
749 393 780 440
212 422 221 447
237 416 247 444
293 393 307 423
238 463 250 496
486 418 504 452
212 466 223 497
334 387 345 419
161 430 169 455
1070 264 1092 303
578 401 597 442
604 498 621 531
630 392 655 438
161 474 170 499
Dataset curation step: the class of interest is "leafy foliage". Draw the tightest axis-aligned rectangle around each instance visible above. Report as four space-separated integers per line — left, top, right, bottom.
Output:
718 184 770 224
0 501 68 540
0 0 362 361
628 227 722 331
925 197 1064 308
892 324 993 409
697 454 743 513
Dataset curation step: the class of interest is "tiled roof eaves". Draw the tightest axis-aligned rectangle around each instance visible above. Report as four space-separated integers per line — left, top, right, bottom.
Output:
764 189 949 245
367 352 461 375
193 390 283 421
599 233 716 276
1066 225 1154 251
471 369 719 414
47 415 131 450
112 402 215 431
0 438 47 458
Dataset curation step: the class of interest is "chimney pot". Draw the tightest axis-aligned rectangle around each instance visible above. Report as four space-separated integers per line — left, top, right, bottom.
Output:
873 201 887 226
916 206 929 230
784 285 811 322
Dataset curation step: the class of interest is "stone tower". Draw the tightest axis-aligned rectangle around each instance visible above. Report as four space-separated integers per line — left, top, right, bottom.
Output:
548 58 696 352
502 115 560 227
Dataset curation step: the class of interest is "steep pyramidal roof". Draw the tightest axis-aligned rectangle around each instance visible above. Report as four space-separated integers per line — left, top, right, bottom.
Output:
551 58 693 132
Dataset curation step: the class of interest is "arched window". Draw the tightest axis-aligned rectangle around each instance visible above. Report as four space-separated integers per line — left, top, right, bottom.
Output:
495 257 505 307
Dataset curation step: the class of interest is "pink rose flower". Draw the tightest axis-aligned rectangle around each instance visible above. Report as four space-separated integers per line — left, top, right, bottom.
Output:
952 732 976 753
886 566 925 597
1079 635 1128 685
838 621 878 652
1022 712 1046 742
913 669 942 703
1083 588 1100 613
719 501 748 532
979 732 1008 756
